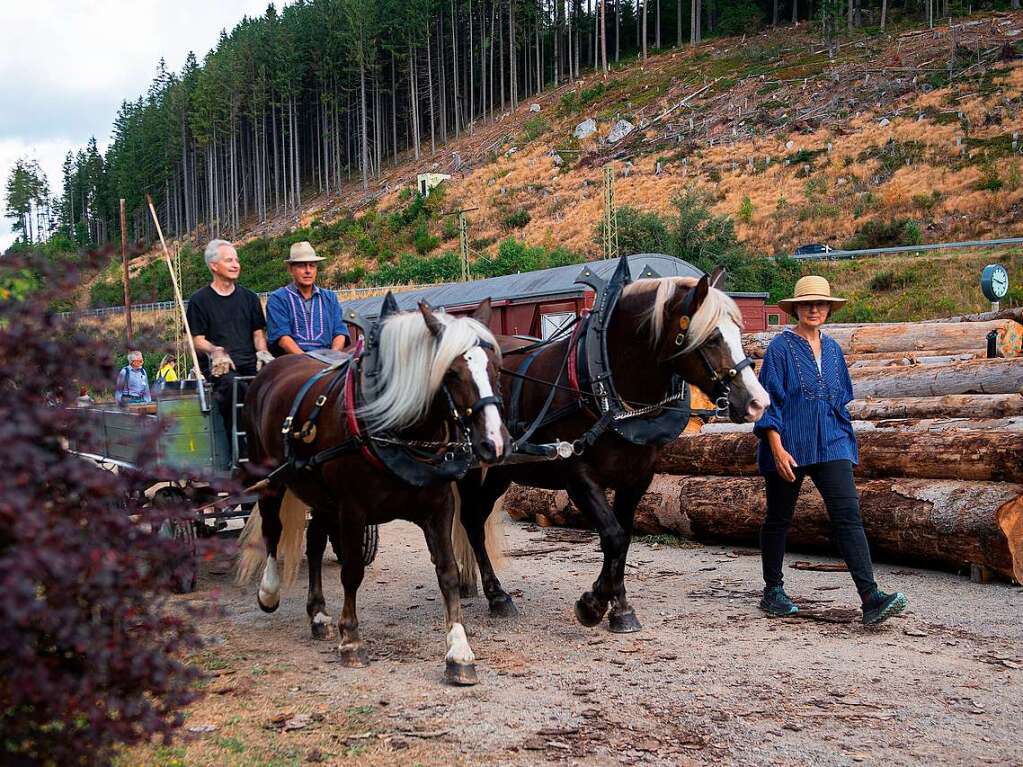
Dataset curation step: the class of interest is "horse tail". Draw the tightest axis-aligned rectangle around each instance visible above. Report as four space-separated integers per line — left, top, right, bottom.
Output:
485 491 508 573
451 484 479 592
236 502 266 585
278 490 308 590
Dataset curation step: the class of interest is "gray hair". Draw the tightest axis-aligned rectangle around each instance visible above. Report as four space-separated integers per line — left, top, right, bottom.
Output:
127 350 144 363
204 239 234 266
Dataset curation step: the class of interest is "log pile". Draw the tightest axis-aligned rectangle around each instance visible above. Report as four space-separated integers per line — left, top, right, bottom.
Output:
505 316 1023 583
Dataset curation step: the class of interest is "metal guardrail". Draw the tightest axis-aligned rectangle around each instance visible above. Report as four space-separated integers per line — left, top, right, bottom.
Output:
60 283 442 319
791 236 1023 261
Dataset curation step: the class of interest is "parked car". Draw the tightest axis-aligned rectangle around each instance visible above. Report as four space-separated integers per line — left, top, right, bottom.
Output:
793 243 833 257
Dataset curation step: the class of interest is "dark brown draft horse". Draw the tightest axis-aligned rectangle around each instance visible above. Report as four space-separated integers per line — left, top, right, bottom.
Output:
239 301 509 685
456 262 770 632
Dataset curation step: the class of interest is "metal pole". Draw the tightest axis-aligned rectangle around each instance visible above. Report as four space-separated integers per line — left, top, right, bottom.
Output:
459 212 469 282
119 199 133 346
145 194 207 412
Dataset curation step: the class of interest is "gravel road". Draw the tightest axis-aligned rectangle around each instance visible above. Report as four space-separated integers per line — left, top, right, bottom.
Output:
172 517 1023 766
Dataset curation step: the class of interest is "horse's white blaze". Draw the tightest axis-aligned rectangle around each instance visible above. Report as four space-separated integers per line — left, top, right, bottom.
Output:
464 347 504 459
259 555 281 608
445 623 475 665
721 319 770 421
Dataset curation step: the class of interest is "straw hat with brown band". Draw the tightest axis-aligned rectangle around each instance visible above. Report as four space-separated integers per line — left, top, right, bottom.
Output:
778 275 847 315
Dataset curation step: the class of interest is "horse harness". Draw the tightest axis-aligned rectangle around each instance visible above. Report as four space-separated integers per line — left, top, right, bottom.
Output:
505 257 755 457
271 333 501 491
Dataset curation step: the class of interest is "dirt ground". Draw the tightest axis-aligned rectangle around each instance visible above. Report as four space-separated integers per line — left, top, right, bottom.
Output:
143 517 1023 767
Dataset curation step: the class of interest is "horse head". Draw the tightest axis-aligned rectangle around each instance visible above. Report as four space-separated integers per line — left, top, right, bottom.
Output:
651 268 770 424
419 299 511 465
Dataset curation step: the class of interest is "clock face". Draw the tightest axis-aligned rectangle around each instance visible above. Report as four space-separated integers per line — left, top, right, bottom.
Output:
991 269 1008 297
982 264 1009 300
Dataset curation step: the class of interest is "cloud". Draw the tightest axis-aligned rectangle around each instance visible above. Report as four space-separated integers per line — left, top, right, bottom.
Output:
1 0 273 251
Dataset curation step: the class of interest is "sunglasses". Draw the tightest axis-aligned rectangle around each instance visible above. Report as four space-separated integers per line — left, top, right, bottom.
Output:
797 301 832 311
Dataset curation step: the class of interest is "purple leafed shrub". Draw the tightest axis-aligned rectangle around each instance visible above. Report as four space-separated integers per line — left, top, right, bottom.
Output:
0 253 208 766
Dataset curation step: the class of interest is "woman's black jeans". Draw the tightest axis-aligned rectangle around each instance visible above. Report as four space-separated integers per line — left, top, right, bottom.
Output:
761 459 878 598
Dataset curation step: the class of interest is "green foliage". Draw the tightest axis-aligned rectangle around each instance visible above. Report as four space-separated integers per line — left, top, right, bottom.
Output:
911 190 942 212
600 189 801 303
845 218 922 250
559 82 611 114
503 209 532 229
522 116 551 143
974 162 1003 192
442 217 459 240
413 221 440 255
858 139 926 182
869 268 919 292
474 238 582 278
370 251 462 285
718 0 766 37
738 195 754 224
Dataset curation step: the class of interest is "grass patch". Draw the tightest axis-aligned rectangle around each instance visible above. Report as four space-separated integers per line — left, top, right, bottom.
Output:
857 139 925 182
964 133 1018 162
868 268 919 292
522 115 551 143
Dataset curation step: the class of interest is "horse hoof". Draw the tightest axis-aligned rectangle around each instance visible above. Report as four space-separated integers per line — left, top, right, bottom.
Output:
489 596 519 619
308 613 333 642
445 661 479 686
257 591 279 613
574 594 608 628
608 610 642 634
337 644 369 668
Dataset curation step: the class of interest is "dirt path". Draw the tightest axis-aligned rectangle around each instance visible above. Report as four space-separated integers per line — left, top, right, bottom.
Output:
151 518 1023 766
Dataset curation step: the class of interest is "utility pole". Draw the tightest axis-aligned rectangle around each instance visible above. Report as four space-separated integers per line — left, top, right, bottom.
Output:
603 164 619 261
443 206 480 281
119 198 133 346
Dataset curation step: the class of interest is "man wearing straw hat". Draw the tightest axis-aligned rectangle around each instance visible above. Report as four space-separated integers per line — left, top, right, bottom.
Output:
186 239 273 437
266 241 349 355
753 275 908 625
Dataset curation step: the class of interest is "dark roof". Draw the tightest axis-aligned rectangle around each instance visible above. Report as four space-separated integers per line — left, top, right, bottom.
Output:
342 254 731 319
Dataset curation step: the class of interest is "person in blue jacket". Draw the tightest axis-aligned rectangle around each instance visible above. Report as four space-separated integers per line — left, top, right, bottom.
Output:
753 276 907 625
266 241 349 355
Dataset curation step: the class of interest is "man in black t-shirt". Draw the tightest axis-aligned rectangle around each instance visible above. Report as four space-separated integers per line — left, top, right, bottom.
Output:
186 239 273 446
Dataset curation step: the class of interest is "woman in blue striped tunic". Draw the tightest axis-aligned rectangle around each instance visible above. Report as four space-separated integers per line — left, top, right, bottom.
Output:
753 276 907 625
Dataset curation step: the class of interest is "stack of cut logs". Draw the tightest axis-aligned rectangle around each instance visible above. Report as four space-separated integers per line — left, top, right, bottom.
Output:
506 314 1023 583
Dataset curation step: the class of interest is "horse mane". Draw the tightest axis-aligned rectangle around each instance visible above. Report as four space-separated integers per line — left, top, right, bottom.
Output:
624 276 744 353
357 310 497 432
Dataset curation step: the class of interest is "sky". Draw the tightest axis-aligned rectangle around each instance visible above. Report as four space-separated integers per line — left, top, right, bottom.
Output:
0 0 276 252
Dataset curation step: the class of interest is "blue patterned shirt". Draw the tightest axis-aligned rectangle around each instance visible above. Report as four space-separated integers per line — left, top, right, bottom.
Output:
752 328 858 474
266 283 349 352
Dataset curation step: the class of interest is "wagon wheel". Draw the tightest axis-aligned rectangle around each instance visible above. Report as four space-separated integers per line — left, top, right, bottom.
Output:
334 524 380 567
362 524 379 566
154 487 198 594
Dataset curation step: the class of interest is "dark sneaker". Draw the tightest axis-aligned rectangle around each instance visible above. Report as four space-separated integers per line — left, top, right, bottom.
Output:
862 590 908 625
759 586 799 617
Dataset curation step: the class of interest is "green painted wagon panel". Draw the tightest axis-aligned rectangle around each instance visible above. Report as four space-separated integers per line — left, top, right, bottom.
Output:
157 397 217 471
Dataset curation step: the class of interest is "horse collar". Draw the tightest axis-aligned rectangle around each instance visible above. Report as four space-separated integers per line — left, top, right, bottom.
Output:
573 256 692 447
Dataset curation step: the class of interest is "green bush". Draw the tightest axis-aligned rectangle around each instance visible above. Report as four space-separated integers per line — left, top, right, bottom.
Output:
738 195 754 224
413 221 440 255
522 116 551 143
845 218 922 250
504 209 532 229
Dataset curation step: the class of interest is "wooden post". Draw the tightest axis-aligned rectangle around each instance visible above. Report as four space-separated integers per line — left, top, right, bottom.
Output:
119 199 133 346
146 194 207 412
